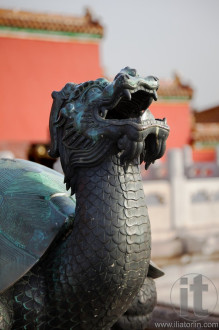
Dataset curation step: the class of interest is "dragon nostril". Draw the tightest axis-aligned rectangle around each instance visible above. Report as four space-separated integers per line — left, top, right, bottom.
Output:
118 74 130 84
119 75 126 83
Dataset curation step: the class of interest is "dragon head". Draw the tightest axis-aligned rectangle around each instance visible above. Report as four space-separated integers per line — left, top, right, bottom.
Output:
49 67 169 192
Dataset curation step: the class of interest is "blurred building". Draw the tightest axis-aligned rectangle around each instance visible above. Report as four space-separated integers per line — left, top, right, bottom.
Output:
0 8 104 158
0 7 207 165
151 74 193 153
191 105 219 161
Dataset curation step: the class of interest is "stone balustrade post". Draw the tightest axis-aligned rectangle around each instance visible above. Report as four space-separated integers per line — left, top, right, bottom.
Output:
168 148 187 229
183 145 193 167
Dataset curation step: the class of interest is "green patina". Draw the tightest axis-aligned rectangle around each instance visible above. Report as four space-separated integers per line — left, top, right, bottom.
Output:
0 158 75 258
87 128 100 141
75 111 84 130
26 171 67 195
0 25 102 39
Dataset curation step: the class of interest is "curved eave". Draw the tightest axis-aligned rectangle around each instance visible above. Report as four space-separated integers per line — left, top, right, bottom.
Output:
0 25 103 41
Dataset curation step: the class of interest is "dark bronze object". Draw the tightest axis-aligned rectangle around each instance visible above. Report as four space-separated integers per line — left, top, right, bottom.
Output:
0 67 169 329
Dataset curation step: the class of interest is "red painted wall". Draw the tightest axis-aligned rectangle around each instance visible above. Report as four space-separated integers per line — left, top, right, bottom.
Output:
0 37 192 154
192 149 216 162
150 102 191 152
0 36 103 142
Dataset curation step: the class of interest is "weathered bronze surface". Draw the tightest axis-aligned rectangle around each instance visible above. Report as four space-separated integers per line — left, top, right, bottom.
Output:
0 67 169 329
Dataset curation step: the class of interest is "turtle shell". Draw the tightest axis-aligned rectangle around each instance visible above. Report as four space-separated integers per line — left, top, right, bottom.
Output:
0 158 75 293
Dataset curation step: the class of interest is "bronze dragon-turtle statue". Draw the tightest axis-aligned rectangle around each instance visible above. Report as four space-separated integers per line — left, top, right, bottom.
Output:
0 67 169 329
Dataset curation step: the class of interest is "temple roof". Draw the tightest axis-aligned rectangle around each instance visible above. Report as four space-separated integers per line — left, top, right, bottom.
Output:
0 8 104 38
191 105 219 144
158 74 193 100
193 105 219 123
191 123 219 143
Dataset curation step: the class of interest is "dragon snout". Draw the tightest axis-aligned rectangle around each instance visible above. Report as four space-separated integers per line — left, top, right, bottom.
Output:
143 75 159 90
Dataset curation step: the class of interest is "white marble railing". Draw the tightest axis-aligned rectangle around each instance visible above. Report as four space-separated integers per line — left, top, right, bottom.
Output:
143 146 219 255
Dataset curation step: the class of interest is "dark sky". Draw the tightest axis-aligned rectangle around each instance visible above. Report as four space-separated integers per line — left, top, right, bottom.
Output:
1 0 219 110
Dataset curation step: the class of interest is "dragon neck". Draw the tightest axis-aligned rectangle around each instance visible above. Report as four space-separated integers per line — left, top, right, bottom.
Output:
75 154 146 221
55 154 151 326
72 154 151 270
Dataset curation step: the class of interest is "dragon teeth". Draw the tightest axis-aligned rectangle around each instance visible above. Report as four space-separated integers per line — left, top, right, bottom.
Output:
122 89 132 100
100 109 108 118
153 90 158 101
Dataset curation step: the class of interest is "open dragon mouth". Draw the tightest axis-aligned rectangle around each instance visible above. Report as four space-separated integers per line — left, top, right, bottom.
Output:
105 89 157 120
94 69 160 128
96 85 169 138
